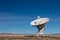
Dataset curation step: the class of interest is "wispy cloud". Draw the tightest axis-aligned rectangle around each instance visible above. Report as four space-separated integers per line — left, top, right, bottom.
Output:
0 12 36 26
0 13 60 26
50 18 60 22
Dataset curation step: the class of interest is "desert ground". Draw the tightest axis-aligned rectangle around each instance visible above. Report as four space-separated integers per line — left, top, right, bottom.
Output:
0 34 60 40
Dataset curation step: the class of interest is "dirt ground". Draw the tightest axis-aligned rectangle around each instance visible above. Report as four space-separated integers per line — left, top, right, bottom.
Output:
0 34 60 40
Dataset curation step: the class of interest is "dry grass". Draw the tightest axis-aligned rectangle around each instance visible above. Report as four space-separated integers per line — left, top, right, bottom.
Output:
0 34 60 40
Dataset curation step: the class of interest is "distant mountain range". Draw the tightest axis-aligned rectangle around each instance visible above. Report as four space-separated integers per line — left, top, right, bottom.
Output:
0 33 60 35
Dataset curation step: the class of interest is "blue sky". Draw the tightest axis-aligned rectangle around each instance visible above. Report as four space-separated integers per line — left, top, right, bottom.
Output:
0 0 60 34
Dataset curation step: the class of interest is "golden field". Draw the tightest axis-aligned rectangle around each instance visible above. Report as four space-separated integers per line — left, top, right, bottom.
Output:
0 34 60 40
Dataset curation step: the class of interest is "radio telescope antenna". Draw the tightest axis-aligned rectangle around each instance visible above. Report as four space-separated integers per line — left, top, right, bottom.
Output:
30 16 49 34
37 16 40 19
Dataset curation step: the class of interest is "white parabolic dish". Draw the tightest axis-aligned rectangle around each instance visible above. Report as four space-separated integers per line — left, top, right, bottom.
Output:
30 18 49 26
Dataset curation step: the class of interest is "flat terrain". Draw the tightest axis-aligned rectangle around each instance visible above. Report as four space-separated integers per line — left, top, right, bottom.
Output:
0 34 60 40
